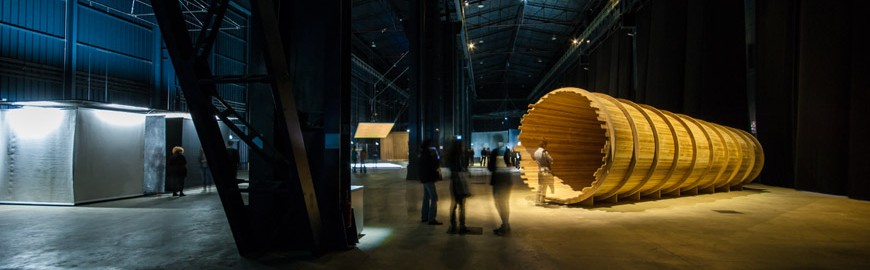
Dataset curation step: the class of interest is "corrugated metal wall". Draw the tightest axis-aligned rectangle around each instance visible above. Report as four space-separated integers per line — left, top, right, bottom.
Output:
0 0 67 101
0 0 249 113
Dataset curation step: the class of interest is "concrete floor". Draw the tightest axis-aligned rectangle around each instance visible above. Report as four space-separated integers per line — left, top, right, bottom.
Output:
2 165 870 269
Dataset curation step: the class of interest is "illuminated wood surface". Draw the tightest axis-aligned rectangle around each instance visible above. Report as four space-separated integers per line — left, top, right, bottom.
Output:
518 88 765 205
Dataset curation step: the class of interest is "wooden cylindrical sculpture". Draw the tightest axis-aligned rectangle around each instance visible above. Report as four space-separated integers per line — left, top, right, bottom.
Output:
517 88 764 205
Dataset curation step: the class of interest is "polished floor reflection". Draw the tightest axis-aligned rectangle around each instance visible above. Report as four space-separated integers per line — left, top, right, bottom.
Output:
1 164 869 269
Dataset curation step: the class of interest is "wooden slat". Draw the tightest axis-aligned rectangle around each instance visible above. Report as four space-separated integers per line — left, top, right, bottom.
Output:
518 87 764 205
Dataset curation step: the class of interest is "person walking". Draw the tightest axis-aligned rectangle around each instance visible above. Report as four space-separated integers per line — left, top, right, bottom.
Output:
488 138 513 235
533 141 554 205
419 139 443 225
447 140 471 234
199 148 212 192
167 146 188 197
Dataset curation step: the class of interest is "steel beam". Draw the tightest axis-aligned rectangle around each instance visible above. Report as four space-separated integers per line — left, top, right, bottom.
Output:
150 0 254 256
250 0 325 255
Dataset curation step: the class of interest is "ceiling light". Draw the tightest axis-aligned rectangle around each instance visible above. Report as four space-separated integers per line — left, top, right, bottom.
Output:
478 3 485 8
572 39 579 45
479 40 484 43
468 43 475 49
586 39 590 44
551 35 556 41
465 1 469 6
479 61 484 64
371 41 376 48
537 58 542 63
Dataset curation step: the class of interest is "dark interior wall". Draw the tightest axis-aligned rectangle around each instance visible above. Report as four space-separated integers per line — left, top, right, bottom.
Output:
682 1 748 128
755 0 798 188
793 0 851 195
585 0 747 123
634 0 686 111
754 0 870 199
847 0 870 200
791 0 870 199
588 28 633 99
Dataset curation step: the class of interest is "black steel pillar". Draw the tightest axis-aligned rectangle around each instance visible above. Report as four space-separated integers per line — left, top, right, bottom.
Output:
153 0 354 257
150 0 254 256
407 0 451 179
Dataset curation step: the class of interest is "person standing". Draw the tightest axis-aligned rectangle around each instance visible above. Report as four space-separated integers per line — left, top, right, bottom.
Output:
533 141 554 205
351 147 358 173
226 141 240 181
488 139 513 235
359 147 368 174
447 140 471 233
167 146 188 197
466 147 475 169
199 148 212 192
419 139 443 225
480 147 489 167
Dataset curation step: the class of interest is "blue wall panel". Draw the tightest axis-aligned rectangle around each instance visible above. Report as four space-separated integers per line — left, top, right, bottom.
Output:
1 0 250 112
0 0 66 101
77 5 153 61
0 0 66 38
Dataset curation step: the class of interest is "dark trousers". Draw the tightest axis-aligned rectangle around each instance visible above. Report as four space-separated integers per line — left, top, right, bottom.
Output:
169 176 185 193
491 172 513 229
450 196 466 228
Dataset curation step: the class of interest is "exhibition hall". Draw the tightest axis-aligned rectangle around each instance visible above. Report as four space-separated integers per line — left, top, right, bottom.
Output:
1 0 869 269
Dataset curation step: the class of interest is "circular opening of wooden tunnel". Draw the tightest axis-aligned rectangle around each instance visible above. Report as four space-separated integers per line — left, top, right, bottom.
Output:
517 88 764 205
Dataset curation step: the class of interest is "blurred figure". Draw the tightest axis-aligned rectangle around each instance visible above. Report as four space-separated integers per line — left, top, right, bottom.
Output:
226 141 240 181
419 139 443 225
447 140 471 234
359 147 368 174
533 141 554 205
488 138 513 235
466 147 475 168
199 148 212 192
351 147 358 173
167 146 188 197
480 147 489 167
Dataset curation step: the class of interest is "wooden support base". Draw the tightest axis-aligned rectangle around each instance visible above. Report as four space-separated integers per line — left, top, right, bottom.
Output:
580 197 594 207
700 186 715 194
646 190 662 199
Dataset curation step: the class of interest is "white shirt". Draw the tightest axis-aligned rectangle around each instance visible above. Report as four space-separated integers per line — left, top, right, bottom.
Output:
533 147 553 169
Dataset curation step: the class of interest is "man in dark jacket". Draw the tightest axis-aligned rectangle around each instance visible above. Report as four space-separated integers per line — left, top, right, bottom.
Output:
420 139 442 225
